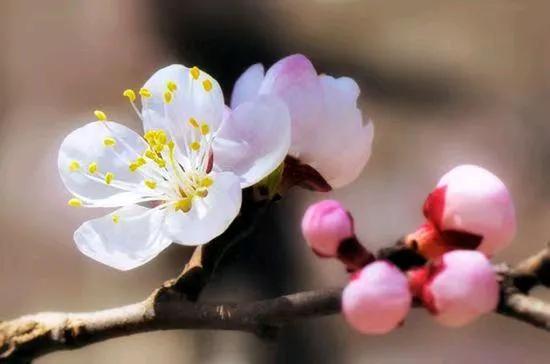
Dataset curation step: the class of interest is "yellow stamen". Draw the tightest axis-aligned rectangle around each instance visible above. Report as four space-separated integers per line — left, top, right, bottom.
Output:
201 176 214 187
104 172 114 185
123 89 136 102
190 66 200 80
88 162 98 174
139 88 152 98
144 179 157 189
68 198 82 207
202 79 213 92
69 161 80 172
94 110 107 121
103 137 116 147
136 157 146 166
157 132 167 144
200 123 210 135
188 117 199 128
144 130 168 152
190 141 201 151
196 188 208 198
163 91 173 104
175 198 192 213
167 81 177 92
112 214 120 224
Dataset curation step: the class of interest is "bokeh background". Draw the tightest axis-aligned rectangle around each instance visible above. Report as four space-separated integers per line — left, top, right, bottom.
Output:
1 0 550 363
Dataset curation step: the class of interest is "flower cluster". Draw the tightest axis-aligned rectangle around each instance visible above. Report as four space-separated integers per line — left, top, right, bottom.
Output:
59 55 373 270
301 165 516 334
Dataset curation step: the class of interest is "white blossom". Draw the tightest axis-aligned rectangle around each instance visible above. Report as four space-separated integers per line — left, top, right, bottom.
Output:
59 65 290 270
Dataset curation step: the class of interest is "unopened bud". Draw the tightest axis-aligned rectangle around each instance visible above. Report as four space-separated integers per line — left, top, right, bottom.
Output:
342 261 412 334
412 250 499 327
302 200 374 271
407 165 516 259
302 200 354 257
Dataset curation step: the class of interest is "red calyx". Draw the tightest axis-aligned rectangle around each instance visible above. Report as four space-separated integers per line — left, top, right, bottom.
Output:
423 185 446 230
420 259 446 314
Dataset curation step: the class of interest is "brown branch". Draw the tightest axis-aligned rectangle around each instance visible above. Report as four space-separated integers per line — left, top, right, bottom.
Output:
0 288 341 362
498 293 550 330
1 245 549 362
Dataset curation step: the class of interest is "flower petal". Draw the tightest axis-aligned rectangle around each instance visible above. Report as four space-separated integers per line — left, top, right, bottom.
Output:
141 64 225 147
164 172 242 246
74 205 171 271
213 95 291 187
300 75 374 188
320 75 374 188
58 121 157 206
258 54 324 156
230 63 265 109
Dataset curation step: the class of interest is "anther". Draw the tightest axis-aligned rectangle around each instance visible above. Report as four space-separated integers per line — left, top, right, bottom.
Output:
112 214 120 224
94 110 107 121
190 66 200 80
190 141 201 151
201 176 214 187
139 88 152 98
88 162 98 174
136 157 146 166
200 123 210 135
69 161 81 172
104 172 114 185
163 91 173 104
188 117 199 128
103 137 116 147
144 179 157 189
123 89 136 102
167 81 177 92
202 80 213 92
68 198 83 207
175 198 192 213
196 188 208 198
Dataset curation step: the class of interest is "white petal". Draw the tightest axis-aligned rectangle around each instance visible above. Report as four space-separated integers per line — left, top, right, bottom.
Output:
213 95 291 187
164 172 242 246
141 64 225 146
58 121 156 206
258 54 324 156
74 205 171 271
301 75 374 188
230 63 265 109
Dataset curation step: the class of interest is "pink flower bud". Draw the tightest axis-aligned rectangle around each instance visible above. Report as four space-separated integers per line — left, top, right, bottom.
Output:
407 165 516 259
302 200 354 257
417 250 499 327
342 261 412 334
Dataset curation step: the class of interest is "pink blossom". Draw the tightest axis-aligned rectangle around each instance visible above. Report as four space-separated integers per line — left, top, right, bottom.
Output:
342 261 412 334
407 164 516 259
416 250 499 327
232 54 374 189
301 200 354 257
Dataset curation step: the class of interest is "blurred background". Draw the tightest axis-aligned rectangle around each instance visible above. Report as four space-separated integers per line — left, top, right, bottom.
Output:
1 0 550 362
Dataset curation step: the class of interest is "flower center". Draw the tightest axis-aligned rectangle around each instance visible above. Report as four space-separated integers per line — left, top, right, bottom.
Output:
67 66 218 220
132 126 215 213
